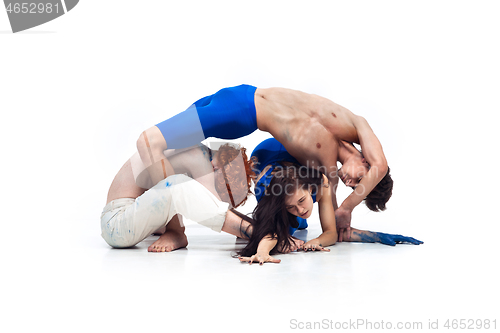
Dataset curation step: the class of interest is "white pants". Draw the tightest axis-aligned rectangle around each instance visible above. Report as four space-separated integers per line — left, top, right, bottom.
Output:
101 174 229 248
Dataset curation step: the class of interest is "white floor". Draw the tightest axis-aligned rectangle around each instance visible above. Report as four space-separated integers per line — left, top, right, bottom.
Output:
3 209 498 333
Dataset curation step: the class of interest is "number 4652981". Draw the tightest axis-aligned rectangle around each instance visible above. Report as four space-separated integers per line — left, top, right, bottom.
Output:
6 3 60 14
444 319 496 330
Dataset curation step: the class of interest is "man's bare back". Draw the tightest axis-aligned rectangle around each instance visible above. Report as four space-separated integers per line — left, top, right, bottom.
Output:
255 87 361 168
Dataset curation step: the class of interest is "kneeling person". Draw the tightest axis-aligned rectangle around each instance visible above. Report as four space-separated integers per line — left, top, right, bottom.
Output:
101 142 254 251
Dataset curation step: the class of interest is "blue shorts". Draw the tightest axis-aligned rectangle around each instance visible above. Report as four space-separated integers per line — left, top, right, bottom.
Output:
251 138 313 235
156 84 258 149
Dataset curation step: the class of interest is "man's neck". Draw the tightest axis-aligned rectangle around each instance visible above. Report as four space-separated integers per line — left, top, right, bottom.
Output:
337 141 354 164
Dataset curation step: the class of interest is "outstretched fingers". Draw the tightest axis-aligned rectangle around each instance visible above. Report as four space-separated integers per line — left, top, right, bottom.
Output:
239 254 281 265
338 228 344 242
300 244 330 252
394 235 424 245
377 233 424 246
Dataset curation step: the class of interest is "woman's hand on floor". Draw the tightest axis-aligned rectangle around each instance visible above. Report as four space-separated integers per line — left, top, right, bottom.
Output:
277 236 304 253
300 239 330 252
239 252 281 265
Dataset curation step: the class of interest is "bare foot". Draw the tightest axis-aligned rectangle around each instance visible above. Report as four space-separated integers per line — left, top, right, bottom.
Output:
153 226 166 236
148 230 188 252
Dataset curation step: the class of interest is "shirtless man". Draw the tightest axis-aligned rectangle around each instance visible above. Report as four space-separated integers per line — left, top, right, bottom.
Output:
138 85 392 240
255 88 392 239
101 143 256 252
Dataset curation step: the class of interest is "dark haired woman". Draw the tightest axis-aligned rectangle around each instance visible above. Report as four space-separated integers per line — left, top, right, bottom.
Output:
239 163 337 264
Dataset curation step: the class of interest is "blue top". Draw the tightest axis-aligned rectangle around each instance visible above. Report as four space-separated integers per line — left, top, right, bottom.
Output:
251 138 317 234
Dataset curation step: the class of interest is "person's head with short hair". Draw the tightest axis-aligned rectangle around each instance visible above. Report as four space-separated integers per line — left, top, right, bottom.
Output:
364 167 393 211
337 143 393 211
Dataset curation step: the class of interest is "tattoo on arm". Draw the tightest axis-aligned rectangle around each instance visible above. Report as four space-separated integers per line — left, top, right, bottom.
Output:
283 128 293 142
231 208 254 239
351 230 381 243
239 219 252 239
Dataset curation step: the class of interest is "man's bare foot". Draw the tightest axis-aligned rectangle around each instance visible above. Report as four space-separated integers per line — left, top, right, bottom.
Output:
148 231 188 252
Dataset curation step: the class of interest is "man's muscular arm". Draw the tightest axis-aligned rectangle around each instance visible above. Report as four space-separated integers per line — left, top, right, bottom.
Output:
340 116 388 212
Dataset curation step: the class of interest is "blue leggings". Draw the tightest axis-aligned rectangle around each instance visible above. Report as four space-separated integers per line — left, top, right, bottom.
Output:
251 138 311 235
155 84 258 149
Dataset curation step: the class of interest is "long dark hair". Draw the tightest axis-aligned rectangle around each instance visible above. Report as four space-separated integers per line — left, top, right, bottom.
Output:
238 162 324 257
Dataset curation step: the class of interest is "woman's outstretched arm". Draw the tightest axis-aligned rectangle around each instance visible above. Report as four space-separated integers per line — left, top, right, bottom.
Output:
238 234 281 265
302 174 337 251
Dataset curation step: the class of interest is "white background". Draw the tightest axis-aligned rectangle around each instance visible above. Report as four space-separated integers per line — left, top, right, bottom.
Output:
1 1 499 332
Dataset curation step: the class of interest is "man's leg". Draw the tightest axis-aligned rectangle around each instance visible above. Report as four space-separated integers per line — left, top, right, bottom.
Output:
148 214 188 252
149 202 254 253
136 126 175 185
